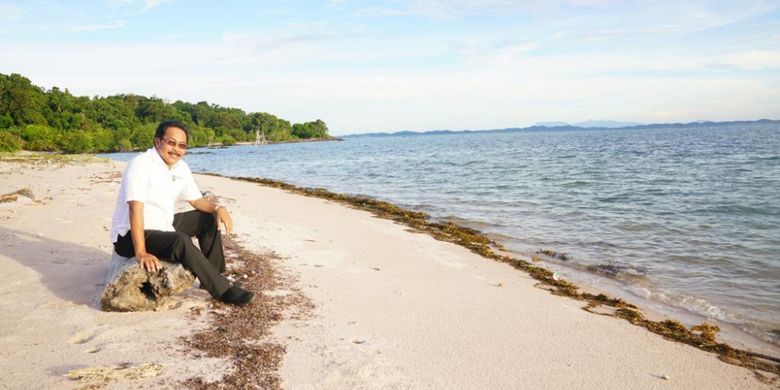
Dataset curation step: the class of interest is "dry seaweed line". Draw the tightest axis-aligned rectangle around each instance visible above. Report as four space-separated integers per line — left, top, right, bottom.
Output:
182 236 313 389
211 173 780 380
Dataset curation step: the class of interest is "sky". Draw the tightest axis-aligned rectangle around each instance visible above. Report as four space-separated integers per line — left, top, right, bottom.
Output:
1 0 779 135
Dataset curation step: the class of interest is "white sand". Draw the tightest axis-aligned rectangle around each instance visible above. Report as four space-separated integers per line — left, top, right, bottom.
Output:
0 157 776 389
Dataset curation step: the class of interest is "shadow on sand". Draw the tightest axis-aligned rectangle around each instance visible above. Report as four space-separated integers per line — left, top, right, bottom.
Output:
0 226 112 309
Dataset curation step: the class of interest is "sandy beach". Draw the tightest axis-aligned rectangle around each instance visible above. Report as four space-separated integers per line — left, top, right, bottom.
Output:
0 155 777 389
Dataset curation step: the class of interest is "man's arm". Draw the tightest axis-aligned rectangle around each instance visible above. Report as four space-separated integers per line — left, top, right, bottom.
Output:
128 200 161 272
190 197 233 234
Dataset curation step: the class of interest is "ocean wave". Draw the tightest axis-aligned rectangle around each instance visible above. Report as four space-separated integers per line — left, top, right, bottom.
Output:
624 286 729 322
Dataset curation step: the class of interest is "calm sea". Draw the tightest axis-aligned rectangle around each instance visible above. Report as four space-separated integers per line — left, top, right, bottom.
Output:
105 123 780 347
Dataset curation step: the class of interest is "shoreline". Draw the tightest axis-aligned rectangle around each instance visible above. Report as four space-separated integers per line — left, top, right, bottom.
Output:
530 253 780 356
209 173 780 366
180 148 780 355
1 154 778 388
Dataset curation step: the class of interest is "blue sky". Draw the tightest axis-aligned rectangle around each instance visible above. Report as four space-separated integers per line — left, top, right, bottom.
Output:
1 0 779 134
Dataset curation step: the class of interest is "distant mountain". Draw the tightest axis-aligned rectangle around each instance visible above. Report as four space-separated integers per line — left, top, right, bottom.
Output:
343 119 779 138
534 120 641 128
534 121 570 127
574 120 641 128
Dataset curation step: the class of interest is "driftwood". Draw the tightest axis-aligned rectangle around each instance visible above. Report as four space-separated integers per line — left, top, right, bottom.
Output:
0 187 35 203
100 252 195 312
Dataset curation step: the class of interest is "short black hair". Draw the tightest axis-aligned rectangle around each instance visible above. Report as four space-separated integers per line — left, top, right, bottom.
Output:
155 120 190 142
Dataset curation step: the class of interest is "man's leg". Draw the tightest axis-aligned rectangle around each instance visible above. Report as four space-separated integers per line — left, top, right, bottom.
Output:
114 230 231 298
172 210 226 273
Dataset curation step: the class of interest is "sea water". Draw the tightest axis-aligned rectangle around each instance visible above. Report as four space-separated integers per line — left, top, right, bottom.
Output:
105 123 780 347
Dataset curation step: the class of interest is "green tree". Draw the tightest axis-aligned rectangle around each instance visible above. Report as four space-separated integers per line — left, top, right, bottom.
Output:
89 127 116 152
58 130 94 154
43 87 78 130
129 123 156 149
116 138 133 152
220 134 236 146
189 126 209 147
291 119 329 139
135 97 177 124
21 125 59 151
0 130 23 152
227 128 247 142
0 113 12 128
0 72 329 152
0 73 48 127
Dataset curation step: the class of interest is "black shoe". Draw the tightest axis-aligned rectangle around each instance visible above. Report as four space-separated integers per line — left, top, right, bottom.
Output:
220 285 254 306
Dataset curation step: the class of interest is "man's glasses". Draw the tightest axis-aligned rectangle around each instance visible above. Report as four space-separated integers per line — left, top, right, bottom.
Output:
162 137 187 150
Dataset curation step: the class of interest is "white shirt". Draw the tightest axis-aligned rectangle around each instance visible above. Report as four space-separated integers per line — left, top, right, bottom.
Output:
110 148 202 242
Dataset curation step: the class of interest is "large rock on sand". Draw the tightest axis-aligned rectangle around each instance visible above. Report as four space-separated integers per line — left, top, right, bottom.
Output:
100 252 195 312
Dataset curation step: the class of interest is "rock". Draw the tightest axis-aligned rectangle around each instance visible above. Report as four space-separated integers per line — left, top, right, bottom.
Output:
100 252 195 312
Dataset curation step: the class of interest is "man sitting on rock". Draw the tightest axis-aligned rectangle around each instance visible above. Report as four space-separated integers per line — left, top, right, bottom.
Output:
110 120 253 305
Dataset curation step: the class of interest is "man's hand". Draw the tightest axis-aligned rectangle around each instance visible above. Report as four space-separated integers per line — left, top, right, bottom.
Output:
216 206 233 235
190 197 234 235
136 252 161 273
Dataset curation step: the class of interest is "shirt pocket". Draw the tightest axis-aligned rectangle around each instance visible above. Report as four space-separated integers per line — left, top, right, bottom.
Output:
171 173 189 200
146 171 177 203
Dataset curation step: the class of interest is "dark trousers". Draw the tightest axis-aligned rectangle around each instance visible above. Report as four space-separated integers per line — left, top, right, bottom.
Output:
114 210 230 298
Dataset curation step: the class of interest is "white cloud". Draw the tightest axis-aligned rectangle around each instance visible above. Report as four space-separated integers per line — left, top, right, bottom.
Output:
140 0 170 12
106 0 173 13
0 3 23 22
71 20 127 32
720 50 780 70
3 1 779 133
6 38 777 134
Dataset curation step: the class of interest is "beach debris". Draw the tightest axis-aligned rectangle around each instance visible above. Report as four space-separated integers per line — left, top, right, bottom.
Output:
100 252 195 312
0 187 35 203
88 171 122 184
552 272 560 281
582 303 619 317
490 281 503 287
661 374 670 380
66 362 162 382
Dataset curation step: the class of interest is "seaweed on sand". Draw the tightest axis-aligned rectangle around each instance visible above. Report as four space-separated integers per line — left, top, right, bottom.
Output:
208 173 780 378
182 236 313 389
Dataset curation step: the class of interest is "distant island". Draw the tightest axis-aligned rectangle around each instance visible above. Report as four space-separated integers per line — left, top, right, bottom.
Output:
0 73 333 154
535 120 642 128
344 119 779 138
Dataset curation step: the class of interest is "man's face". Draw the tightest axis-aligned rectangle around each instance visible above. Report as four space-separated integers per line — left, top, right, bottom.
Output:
154 126 187 168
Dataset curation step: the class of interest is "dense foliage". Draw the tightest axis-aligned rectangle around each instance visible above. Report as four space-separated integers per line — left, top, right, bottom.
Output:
0 73 331 153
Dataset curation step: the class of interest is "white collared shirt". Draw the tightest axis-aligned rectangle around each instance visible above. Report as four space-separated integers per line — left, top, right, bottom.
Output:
110 148 202 242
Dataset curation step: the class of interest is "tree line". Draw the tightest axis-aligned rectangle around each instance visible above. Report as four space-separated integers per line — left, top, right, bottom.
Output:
0 73 331 153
